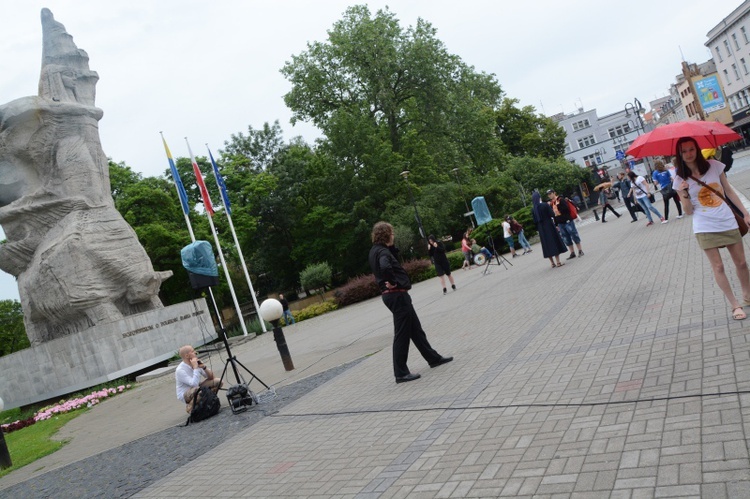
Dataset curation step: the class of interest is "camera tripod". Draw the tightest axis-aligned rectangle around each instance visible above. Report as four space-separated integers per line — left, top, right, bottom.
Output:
197 287 274 414
481 236 512 275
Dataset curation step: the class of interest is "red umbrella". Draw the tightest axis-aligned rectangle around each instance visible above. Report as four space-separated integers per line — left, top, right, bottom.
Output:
625 121 741 158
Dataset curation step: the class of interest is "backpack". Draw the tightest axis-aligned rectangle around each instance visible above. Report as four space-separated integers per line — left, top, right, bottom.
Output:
186 386 221 425
565 198 578 219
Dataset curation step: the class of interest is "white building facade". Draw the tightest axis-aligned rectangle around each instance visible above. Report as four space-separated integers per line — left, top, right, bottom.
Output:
706 0 750 137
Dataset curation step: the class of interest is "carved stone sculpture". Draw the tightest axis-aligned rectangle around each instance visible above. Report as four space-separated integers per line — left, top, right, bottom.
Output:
0 9 171 345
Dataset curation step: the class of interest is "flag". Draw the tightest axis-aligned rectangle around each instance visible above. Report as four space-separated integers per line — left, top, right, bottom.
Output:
160 134 190 216
185 138 214 216
206 146 231 216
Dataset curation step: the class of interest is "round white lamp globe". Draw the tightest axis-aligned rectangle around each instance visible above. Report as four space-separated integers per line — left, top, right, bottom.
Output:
259 298 283 322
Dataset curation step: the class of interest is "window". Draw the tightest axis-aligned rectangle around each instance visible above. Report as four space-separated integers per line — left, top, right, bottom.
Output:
565 143 572 154
577 135 595 148
571 119 590 131
716 46 723 62
607 123 631 138
733 63 741 80
582 154 601 166
733 33 741 50
725 39 732 56
743 58 749 75
613 143 630 154
724 69 731 85
743 26 749 44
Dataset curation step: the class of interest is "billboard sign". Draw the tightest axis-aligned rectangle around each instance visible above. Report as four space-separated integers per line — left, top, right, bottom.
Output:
695 75 726 114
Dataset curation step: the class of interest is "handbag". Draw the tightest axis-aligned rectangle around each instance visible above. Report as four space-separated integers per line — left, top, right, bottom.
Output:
661 184 675 198
634 182 655 203
689 175 748 237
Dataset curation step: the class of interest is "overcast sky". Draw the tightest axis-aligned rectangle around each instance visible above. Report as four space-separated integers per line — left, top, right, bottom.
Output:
0 0 743 301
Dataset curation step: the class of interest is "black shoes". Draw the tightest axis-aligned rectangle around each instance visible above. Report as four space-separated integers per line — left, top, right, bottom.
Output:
429 356 454 368
567 252 576 260
602 220 607 223
396 373 421 383
443 287 447 295
451 284 456 291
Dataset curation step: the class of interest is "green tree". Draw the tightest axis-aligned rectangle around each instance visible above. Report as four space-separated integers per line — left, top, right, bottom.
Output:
495 98 567 159
0 300 28 356
299 262 332 300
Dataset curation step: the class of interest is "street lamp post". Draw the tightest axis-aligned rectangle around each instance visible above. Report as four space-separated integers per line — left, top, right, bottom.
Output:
400 171 426 240
451 168 475 228
624 97 652 176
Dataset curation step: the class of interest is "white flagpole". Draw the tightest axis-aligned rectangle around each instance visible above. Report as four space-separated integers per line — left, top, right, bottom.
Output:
185 138 248 336
160 132 223 330
206 145 267 333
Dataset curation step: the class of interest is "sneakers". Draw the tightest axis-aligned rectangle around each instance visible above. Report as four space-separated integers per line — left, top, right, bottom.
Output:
443 287 447 295
566 252 576 260
578 250 584 257
512 254 519 258
451 284 456 291
676 214 684 219
646 221 654 226
602 220 607 223
661 218 669 224
631 219 637 223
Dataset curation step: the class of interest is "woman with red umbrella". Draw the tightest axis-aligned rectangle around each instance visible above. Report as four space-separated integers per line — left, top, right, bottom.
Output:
674 136 750 320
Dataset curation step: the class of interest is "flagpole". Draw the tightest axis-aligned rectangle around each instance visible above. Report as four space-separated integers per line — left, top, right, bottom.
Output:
160 133 223 330
206 145 267 333
185 138 249 336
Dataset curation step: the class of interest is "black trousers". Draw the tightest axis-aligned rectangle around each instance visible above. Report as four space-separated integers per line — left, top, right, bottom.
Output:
623 196 638 221
601 203 620 222
382 292 441 378
662 191 683 220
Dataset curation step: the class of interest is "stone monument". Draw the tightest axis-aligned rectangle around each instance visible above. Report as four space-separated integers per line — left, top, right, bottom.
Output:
0 9 172 345
0 10 217 410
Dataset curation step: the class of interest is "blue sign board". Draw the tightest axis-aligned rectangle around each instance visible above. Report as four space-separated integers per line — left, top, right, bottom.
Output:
616 150 625 160
695 75 726 114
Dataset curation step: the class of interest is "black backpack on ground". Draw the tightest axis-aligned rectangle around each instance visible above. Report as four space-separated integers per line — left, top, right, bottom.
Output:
186 386 221 425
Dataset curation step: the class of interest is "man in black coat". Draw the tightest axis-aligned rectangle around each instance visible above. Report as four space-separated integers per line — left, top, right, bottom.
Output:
368 221 453 383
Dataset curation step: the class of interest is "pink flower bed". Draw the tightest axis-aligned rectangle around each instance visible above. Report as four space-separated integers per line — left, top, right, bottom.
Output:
1 384 131 435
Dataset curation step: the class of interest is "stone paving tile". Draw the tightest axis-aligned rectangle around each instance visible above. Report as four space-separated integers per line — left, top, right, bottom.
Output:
16 163 750 498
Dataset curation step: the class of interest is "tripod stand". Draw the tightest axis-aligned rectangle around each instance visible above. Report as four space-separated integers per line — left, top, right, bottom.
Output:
482 236 512 275
197 287 274 414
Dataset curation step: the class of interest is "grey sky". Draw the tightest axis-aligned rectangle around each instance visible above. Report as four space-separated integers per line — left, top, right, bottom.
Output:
0 0 742 300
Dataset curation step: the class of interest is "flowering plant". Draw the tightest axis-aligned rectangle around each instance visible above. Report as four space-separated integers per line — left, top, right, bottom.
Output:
1 384 132 435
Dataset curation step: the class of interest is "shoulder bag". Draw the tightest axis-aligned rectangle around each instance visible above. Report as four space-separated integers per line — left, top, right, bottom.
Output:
634 181 655 203
689 175 748 237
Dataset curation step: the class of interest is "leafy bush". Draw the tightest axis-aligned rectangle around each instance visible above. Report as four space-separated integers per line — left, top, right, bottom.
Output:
403 258 432 283
295 300 338 321
447 251 465 270
300 262 332 296
334 274 380 307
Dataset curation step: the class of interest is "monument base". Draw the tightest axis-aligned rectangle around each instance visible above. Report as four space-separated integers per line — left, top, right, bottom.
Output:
0 299 216 410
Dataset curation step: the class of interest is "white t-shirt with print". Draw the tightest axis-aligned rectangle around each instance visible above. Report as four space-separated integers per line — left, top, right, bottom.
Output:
632 176 650 199
673 160 737 234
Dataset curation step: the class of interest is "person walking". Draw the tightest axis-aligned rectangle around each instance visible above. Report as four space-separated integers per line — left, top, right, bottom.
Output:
427 235 456 295
617 172 639 222
507 215 532 254
674 136 750 321
627 171 665 226
547 189 584 260
279 293 295 325
532 191 567 268
598 187 621 223
460 229 474 270
652 160 683 221
369 222 453 383
502 217 518 258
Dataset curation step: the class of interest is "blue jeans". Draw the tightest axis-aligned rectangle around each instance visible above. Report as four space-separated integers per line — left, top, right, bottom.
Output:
517 230 532 251
557 220 580 247
283 309 295 324
636 197 663 223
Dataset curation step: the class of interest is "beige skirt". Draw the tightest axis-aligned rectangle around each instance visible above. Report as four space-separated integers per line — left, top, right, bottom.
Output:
696 229 742 250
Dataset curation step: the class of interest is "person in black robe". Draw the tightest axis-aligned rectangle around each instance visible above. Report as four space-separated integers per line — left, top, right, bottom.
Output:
531 191 568 268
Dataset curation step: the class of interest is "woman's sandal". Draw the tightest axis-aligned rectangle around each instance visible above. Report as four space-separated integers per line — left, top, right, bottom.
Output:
732 307 747 320
556 262 564 267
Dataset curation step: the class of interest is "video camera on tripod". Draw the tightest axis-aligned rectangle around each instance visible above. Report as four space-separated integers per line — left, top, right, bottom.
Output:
181 241 273 414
